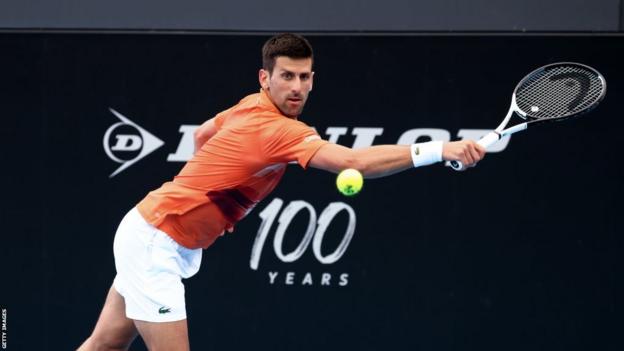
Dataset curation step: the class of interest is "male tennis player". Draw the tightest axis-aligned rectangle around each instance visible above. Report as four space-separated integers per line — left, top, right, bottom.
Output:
78 33 485 351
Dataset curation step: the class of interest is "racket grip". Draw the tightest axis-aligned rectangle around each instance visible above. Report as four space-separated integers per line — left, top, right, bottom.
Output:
445 132 500 171
477 132 501 149
446 160 465 170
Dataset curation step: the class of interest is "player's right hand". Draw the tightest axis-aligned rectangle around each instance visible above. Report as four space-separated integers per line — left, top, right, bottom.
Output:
442 140 485 168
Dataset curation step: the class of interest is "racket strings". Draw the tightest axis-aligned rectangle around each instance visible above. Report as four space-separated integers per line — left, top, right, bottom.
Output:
515 66 604 119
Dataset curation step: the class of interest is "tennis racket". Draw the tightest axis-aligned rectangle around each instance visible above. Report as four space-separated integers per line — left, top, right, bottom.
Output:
447 62 607 171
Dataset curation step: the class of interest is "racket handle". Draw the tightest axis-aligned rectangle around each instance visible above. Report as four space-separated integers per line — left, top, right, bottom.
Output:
477 131 501 149
445 132 500 171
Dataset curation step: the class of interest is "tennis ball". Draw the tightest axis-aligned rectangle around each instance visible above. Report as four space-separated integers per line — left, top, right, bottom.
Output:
336 168 363 196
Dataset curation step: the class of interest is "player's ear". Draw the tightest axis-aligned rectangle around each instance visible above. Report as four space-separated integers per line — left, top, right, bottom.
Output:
259 69 270 90
309 71 315 92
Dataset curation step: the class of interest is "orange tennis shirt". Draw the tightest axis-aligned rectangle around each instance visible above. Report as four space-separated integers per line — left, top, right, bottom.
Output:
136 89 329 249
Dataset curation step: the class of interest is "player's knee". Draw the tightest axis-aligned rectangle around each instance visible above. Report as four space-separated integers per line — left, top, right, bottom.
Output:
84 334 132 351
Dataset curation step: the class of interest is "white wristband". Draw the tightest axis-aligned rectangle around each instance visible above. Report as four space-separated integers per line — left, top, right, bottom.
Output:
410 141 443 168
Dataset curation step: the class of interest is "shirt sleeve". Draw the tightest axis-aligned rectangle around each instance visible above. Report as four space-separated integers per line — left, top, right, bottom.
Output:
213 113 225 129
213 108 232 130
263 118 329 169
214 96 251 130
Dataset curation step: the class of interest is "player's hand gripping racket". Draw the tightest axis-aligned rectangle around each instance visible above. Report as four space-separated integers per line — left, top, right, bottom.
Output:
447 62 607 171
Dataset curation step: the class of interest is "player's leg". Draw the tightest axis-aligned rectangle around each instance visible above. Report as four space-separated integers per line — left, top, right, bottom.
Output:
77 285 138 351
109 207 202 351
134 319 190 351
129 244 198 351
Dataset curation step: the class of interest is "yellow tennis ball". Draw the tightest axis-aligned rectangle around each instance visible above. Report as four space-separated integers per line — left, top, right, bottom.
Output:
336 168 363 196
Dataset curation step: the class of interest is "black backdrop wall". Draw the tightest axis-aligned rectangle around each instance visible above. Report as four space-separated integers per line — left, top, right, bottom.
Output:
1 34 622 350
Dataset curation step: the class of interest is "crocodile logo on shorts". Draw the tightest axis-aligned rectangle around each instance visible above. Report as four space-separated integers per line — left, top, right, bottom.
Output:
158 306 171 314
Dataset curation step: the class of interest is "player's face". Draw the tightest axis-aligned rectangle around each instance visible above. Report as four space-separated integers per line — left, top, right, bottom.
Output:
259 57 314 118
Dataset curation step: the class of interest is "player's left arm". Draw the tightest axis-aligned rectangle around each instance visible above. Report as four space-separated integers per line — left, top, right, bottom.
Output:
309 143 412 178
308 141 485 178
194 117 219 153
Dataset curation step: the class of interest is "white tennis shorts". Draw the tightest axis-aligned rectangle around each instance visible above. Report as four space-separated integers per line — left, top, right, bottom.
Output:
112 208 202 322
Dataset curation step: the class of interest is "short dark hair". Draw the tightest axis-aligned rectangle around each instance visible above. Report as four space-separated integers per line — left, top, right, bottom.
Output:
262 33 313 73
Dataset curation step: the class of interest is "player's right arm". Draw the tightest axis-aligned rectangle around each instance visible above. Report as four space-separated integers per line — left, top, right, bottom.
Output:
194 117 219 153
308 141 484 178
